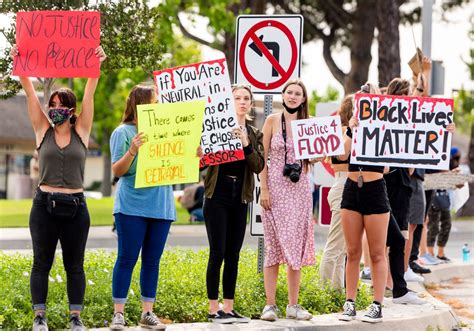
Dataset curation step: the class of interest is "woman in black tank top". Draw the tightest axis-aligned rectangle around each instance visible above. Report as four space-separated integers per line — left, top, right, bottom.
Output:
338 83 390 323
10 44 106 331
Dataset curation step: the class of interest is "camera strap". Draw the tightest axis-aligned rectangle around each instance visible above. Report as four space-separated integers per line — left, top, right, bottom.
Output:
281 113 301 167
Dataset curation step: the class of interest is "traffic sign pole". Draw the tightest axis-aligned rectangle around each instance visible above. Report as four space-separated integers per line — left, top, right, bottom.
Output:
257 94 273 273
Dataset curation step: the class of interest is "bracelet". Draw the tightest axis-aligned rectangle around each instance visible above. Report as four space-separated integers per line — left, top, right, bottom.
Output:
128 149 136 157
416 87 424 93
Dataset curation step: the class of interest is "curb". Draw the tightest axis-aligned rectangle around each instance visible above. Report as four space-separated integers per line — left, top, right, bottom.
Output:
88 263 474 331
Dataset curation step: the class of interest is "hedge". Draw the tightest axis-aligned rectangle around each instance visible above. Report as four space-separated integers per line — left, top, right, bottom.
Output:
0 249 372 329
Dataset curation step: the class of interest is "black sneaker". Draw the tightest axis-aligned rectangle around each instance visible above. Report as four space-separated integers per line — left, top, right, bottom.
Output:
338 300 356 321
410 261 431 274
207 310 237 324
69 313 86 331
227 310 250 323
437 255 451 263
361 303 383 323
33 312 48 331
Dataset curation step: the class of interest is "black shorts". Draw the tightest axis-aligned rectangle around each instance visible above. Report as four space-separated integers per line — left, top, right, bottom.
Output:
341 178 390 215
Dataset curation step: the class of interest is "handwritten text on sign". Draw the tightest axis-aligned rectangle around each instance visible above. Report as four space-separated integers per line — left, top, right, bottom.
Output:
154 59 244 167
135 101 205 188
14 11 100 78
291 116 344 160
351 93 454 170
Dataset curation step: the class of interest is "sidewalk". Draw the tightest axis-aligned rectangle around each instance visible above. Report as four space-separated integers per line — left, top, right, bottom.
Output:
86 262 474 331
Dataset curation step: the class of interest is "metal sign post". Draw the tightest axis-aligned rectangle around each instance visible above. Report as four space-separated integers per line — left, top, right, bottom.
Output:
235 14 303 273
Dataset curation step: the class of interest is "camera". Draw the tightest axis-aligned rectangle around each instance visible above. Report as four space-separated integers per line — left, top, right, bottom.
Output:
283 163 302 183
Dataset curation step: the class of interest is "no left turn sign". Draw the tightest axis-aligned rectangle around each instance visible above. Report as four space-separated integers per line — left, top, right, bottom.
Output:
234 15 303 94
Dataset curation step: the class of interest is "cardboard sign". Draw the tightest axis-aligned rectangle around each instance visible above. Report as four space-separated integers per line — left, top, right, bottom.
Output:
14 11 100 78
424 172 474 190
408 47 424 76
135 101 205 188
351 93 454 170
154 59 244 167
291 115 344 160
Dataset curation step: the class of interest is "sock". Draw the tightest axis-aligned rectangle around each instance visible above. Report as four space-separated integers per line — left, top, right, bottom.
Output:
346 299 354 303
373 300 381 306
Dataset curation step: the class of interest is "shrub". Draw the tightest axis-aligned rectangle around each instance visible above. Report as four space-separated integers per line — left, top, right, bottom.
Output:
0 249 371 329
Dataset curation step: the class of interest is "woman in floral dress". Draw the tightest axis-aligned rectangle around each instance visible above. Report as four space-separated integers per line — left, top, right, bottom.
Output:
259 79 316 321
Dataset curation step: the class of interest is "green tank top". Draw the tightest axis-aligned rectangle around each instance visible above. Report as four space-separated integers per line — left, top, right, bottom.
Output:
38 126 87 189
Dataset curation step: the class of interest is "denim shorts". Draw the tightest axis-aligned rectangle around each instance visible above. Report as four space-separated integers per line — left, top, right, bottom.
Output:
341 178 390 215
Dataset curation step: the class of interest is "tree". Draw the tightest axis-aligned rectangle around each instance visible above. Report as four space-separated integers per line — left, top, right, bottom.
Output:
160 0 266 82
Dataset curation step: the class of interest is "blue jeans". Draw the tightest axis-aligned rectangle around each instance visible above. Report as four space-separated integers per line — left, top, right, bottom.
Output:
190 208 204 221
112 213 171 303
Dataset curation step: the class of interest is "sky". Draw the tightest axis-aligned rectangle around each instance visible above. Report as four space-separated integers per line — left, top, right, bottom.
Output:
1 2 472 101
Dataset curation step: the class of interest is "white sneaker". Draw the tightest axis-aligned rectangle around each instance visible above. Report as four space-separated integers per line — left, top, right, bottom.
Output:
286 304 312 320
420 253 440 265
393 291 428 305
404 267 424 282
260 305 279 321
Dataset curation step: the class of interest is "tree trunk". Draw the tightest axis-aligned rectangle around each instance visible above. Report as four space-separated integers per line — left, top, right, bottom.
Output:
223 30 236 82
377 0 401 87
101 129 112 197
42 78 55 106
344 0 377 94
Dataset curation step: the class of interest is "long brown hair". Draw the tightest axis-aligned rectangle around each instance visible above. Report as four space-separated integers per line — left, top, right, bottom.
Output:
281 79 309 120
338 94 354 126
281 79 310 171
386 78 410 96
122 85 155 123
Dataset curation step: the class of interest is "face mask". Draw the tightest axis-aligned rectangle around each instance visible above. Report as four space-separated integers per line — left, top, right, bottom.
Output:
282 102 301 114
48 107 74 126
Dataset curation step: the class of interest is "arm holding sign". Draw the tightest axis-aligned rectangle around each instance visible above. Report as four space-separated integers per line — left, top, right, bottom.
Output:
111 132 146 178
10 45 50 144
75 46 107 146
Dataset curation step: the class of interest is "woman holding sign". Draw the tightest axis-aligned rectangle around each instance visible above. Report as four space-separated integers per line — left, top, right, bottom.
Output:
10 45 106 331
109 86 175 330
338 82 391 324
201 84 264 323
259 79 315 321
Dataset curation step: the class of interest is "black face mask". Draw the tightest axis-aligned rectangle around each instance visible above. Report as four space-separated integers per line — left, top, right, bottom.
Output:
282 102 301 114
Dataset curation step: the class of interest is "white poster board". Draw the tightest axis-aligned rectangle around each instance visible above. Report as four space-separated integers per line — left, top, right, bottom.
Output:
154 59 244 167
291 115 344 160
351 93 454 170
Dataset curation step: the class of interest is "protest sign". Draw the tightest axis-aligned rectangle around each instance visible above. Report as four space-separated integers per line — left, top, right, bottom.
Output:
135 100 205 188
424 172 474 190
351 93 454 170
14 11 100 78
291 115 344 160
154 59 244 167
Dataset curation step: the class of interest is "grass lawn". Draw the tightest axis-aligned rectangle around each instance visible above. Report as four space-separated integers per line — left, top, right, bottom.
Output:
0 197 191 227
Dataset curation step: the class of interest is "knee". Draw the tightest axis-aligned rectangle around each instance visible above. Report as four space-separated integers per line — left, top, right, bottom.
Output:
369 252 386 265
64 261 84 275
116 254 139 270
208 250 224 267
224 251 240 265
346 246 362 261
